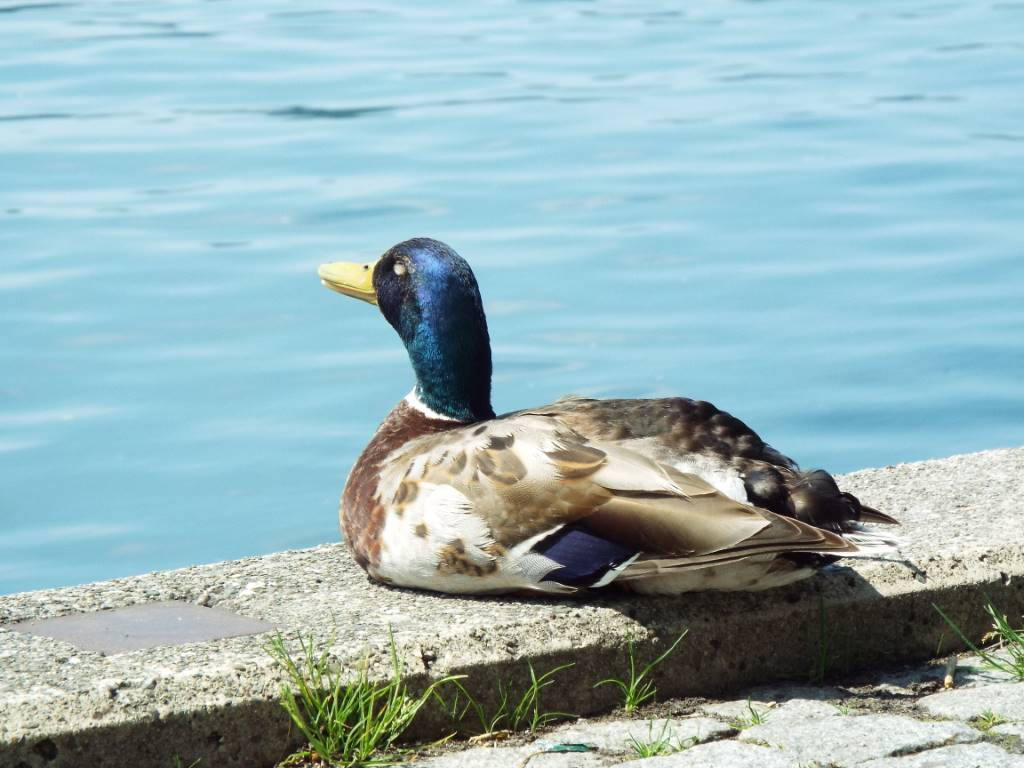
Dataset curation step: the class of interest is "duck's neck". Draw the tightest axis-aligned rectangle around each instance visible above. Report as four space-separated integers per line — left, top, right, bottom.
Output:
404 303 495 423
403 389 461 422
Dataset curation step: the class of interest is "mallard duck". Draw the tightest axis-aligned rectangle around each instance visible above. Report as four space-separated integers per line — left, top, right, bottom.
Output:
318 238 898 595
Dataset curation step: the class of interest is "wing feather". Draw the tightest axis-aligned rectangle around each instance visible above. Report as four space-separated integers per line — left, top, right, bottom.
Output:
378 411 864 590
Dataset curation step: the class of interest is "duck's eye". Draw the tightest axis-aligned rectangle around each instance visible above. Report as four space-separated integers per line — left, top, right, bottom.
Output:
393 262 407 277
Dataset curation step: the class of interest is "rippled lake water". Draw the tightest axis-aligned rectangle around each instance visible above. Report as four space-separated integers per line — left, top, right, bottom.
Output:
2 0 1023 594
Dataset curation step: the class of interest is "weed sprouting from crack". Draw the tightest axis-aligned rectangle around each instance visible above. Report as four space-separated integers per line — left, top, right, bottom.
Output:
594 630 688 713
627 719 697 758
266 629 459 767
436 660 576 737
933 600 1024 680
973 709 1008 732
728 698 770 730
810 595 832 685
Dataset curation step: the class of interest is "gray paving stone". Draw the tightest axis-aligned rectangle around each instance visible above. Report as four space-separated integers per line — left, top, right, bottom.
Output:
614 739 793 768
871 662 954 695
420 743 613 768
871 656 1018 695
918 681 1024 721
738 713 981 767
993 721 1024 739
701 696 837 725
8 600 273 653
859 742 1024 768
747 683 848 703
550 716 732 754
955 656 1022 688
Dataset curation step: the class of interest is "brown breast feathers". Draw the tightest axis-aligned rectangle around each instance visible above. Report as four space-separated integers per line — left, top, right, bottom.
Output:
341 401 460 571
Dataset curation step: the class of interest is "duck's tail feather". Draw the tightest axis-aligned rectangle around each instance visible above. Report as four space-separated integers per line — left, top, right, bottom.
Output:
787 469 900 531
834 527 902 558
856 502 900 526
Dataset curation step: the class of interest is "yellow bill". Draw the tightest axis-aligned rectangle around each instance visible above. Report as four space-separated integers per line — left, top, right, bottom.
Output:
318 260 379 304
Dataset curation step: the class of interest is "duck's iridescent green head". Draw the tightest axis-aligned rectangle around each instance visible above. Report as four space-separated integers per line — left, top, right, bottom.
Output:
319 238 494 423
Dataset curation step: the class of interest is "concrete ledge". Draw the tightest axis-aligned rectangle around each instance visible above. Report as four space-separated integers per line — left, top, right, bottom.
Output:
3 447 1024 767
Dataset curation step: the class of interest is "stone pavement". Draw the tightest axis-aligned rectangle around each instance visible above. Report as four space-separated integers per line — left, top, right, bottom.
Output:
418 655 1024 767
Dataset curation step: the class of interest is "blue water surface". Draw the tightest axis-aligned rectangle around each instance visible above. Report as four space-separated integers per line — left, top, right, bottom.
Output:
2 0 1023 595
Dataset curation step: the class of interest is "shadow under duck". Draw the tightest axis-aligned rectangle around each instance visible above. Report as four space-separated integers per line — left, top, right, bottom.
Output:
319 238 898 596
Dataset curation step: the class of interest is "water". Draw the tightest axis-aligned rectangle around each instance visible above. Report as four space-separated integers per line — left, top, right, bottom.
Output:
2 0 1023 595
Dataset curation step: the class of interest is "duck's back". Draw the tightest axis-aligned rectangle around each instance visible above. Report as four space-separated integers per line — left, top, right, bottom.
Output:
543 396 892 533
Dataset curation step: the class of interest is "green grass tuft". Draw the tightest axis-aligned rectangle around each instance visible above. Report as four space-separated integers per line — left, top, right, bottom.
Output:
627 719 696 758
438 660 576 736
728 698 770 730
266 630 458 767
594 630 688 713
973 709 1008 732
933 600 1024 680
